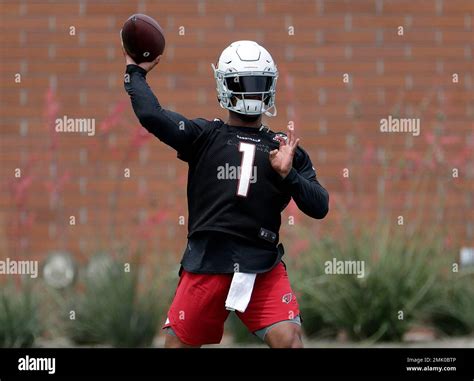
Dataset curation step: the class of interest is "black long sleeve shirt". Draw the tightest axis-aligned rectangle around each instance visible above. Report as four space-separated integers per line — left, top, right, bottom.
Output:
124 64 329 273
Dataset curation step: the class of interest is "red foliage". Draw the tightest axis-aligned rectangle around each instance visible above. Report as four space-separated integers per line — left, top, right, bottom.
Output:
99 99 128 134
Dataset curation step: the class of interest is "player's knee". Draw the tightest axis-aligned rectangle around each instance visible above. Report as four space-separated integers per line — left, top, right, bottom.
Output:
282 326 303 348
267 323 303 348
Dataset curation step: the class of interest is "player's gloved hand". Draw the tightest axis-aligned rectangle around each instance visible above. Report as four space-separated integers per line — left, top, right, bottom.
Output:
269 124 300 179
122 45 161 73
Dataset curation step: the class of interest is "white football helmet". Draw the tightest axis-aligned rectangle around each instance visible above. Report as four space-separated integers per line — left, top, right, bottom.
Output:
212 40 278 117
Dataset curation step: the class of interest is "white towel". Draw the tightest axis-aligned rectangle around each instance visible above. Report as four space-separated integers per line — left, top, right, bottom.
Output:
225 272 257 313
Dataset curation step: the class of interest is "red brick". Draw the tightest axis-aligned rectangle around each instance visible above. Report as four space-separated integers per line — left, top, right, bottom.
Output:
0 0 472 260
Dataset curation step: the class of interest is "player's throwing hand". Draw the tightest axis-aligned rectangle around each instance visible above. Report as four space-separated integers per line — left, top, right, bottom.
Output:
269 125 300 179
122 46 161 73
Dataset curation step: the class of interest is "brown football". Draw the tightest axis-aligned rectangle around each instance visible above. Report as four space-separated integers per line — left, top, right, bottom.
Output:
121 14 165 64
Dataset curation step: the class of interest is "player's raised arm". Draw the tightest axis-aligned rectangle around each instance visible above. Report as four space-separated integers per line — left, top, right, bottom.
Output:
270 126 329 219
123 52 205 157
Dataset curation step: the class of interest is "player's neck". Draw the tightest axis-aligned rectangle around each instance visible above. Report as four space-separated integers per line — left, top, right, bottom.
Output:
226 112 262 128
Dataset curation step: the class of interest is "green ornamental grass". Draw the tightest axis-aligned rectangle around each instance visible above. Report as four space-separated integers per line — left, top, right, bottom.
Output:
65 261 162 347
295 226 452 342
0 283 41 348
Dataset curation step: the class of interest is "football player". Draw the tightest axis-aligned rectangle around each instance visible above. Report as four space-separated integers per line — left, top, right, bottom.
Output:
124 40 329 348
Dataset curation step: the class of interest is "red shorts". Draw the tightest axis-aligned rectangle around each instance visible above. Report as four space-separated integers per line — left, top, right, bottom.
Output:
162 262 300 346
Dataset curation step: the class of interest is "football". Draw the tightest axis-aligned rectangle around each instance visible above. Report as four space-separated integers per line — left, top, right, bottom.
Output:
121 14 165 64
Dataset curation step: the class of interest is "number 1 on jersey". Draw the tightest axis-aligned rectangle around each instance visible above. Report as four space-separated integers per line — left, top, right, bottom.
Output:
237 142 256 197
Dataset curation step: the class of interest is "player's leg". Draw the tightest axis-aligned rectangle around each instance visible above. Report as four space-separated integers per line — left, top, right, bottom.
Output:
162 270 231 347
259 320 303 348
237 262 303 348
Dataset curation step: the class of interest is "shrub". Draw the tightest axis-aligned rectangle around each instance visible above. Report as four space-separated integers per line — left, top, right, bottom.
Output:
294 227 449 342
431 272 474 336
0 283 41 348
65 261 163 347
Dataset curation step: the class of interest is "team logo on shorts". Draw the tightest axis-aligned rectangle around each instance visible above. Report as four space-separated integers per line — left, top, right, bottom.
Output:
282 293 293 304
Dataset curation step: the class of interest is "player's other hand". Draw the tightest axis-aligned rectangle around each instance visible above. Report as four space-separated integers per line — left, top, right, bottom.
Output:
269 125 300 179
122 46 161 73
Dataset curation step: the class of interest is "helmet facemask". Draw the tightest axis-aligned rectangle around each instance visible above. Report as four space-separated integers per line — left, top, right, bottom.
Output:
212 66 278 117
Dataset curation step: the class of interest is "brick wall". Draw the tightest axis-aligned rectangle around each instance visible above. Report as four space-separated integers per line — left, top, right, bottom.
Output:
0 0 472 265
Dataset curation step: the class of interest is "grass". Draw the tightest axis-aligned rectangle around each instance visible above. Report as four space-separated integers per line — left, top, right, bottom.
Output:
293 226 453 342
0 283 41 348
431 271 474 336
64 260 164 347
